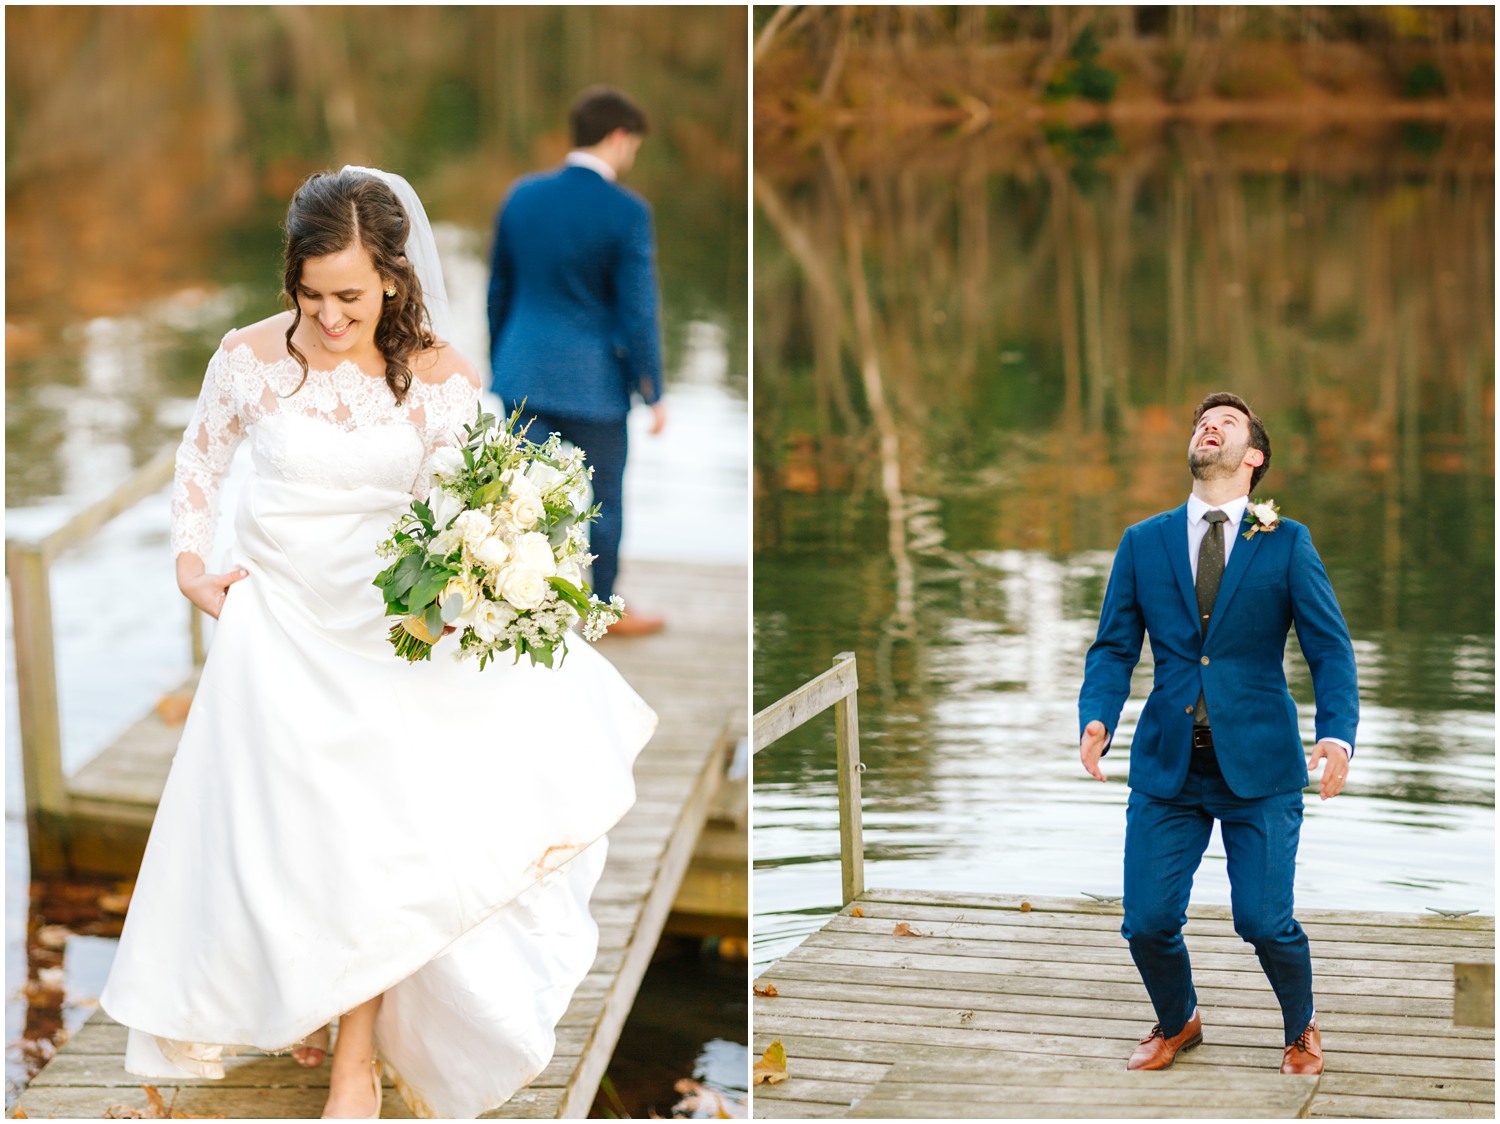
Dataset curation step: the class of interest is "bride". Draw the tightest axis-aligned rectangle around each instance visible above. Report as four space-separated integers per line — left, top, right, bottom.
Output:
98 167 657 1118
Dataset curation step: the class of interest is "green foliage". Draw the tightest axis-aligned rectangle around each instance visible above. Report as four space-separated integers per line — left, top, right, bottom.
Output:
1402 60 1446 99
1042 23 1119 105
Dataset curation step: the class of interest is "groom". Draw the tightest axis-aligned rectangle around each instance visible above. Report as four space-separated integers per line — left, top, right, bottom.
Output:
488 85 666 637
1078 392 1357 1077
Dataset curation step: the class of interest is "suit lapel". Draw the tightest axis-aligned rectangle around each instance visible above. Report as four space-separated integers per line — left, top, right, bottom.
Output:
1158 505 1199 626
1203 516 1264 645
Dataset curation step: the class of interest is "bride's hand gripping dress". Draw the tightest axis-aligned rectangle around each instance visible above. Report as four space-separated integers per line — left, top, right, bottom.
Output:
98 333 657 1118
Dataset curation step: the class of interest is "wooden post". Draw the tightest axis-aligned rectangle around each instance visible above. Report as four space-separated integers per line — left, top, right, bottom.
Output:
832 651 864 904
6 540 71 876
1455 962 1495 1028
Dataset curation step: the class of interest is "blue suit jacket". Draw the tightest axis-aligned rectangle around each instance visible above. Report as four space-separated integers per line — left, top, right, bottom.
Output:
1079 506 1358 801
487 165 663 422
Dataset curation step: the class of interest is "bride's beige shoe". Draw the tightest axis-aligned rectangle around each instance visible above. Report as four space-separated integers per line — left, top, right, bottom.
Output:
320 1058 382 1119
291 1024 331 1068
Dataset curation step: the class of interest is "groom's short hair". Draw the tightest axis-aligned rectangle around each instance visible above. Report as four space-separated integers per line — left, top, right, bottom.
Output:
570 87 649 147
1193 392 1271 491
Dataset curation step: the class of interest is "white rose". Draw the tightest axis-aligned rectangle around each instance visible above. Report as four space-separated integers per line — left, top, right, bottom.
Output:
430 526 461 558
454 510 493 550
472 600 517 644
1251 502 1278 527
429 486 464 531
427 446 466 482
472 534 511 570
510 492 546 530
440 574 482 626
501 467 538 497
497 565 549 611
556 557 584 589
513 531 557 577
525 460 566 493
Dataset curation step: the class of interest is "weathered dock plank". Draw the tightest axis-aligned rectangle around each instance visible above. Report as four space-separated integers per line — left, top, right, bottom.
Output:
753 893 1495 1119
15 559 747 1119
849 1062 1321 1118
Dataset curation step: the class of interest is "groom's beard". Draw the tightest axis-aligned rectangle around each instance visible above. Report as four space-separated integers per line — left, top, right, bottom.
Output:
1188 437 1249 481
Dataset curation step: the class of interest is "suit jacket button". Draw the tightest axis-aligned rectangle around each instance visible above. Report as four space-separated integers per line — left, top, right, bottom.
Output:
1184 705 1193 714
1200 656 1210 665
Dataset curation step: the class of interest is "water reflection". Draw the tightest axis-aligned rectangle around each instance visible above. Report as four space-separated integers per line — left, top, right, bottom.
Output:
753 120 1494 969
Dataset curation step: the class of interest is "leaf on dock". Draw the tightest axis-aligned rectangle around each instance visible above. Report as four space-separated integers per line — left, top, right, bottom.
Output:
892 921 926 938
752 982 778 997
849 906 864 917
752 1039 789 1085
103 1087 224 1119
1020 901 1032 912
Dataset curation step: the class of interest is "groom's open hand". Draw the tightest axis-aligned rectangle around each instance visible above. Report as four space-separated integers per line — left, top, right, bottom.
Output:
1308 739 1350 801
1080 720 1108 782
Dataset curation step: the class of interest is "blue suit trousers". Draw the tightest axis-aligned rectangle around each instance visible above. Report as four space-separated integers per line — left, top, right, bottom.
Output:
521 408 627 603
1122 752 1314 1047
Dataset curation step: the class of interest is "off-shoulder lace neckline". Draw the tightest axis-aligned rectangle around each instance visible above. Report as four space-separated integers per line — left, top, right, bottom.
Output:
220 341 472 395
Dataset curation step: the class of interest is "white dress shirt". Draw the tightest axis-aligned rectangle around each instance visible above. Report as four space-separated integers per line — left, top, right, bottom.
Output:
564 151 617 182
1185 492 1352 759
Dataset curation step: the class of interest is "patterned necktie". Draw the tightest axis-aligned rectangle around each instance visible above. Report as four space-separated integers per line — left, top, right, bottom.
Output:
1194 509 1228 725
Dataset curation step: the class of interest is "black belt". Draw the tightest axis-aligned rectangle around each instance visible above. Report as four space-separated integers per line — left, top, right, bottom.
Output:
1190 724 1220 776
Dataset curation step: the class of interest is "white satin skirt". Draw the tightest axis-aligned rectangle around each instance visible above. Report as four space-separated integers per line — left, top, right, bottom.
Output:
99 474 657 1118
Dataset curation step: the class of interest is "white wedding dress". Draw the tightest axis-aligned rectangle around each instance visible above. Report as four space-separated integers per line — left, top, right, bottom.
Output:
99 337 657 1118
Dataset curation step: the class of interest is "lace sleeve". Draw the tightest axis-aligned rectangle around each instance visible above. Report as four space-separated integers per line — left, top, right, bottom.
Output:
170 346 246 560
412 374 481 503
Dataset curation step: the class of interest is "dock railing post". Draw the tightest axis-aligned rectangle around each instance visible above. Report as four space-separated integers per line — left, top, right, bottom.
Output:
831 651 864 904
6 444 185 877
6 540 71 876
752 650 865 906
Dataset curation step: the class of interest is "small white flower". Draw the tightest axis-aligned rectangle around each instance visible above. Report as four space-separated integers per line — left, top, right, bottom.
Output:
1251 501 1279 527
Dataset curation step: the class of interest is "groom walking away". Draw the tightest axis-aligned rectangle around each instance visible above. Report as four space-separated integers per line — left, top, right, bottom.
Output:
488 85 666 637
1078 393 1358 1077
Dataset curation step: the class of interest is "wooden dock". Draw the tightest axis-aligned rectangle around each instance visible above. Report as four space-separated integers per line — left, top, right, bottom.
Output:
13 559 747 1120
752 890 1495 1119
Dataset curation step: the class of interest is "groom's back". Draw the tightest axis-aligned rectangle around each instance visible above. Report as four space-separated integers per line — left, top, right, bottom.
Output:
489 165 654 421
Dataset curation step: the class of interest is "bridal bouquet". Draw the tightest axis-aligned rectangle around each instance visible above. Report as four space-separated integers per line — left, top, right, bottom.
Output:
373 405 623 668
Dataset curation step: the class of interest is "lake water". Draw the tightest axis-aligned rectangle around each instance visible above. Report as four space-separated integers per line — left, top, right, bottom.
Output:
752 118 1495 970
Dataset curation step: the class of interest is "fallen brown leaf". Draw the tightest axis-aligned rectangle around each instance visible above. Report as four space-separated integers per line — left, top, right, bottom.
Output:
752 1039 788 1085
892 922 925 938
958 1010 974 1024
12 1109 27 1118
752 982 778 997
849 906 864 917
1020 901 1032 913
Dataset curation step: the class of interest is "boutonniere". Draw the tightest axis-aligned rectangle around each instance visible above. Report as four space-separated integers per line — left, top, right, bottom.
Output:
1242 498 1281 541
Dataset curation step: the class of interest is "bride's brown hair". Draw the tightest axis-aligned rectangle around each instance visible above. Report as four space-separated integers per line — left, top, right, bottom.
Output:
280 169 440 405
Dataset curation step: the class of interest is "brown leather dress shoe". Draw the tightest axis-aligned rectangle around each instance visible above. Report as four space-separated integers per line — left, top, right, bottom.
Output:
599 610 665 638
1126 1009 1203 1070
1281 1017 1324 1075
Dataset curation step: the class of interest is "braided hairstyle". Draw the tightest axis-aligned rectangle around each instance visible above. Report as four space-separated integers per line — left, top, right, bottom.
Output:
280 169 440 405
